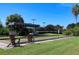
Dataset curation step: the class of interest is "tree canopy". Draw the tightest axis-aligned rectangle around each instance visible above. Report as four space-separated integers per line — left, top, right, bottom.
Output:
6 14 24 25
72 4 79 23
6 14 25 34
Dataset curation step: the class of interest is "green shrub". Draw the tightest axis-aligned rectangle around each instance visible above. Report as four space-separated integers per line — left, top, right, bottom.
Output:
64 26 79 36
64 29 73 36
38 31 48 34
72 26 79 36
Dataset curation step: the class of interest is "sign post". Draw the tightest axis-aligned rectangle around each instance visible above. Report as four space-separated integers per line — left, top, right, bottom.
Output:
58 29 60 38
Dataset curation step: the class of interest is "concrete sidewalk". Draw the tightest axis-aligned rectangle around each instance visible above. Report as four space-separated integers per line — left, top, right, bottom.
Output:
0 36 73 49
0 42 11 49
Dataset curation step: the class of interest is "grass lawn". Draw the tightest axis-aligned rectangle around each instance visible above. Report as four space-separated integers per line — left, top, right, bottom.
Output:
39 33 64 36
0 37 79 55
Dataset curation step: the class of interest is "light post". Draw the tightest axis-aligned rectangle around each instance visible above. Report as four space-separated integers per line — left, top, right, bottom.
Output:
32 19 36 42
43 22 46 27
58 29 60 38
56 25 60 38
32 19 36 33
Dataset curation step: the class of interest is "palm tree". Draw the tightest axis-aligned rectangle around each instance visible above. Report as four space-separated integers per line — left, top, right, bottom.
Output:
72 4 79 24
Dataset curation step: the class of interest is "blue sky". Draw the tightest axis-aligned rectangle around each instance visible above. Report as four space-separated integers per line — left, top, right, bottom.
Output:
0 3 76 28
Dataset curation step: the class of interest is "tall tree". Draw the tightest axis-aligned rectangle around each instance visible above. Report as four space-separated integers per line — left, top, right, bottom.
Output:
0 20 3 28
0 20 4 35
72 4 79 24
6 14 24 33
67 23 76 29
6 14 24 24
45 24 56 31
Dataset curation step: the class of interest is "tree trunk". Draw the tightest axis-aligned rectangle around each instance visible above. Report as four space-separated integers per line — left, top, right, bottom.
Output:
75 15 77 24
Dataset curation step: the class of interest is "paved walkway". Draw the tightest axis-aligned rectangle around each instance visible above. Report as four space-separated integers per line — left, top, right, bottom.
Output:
0 36 73 49
0 42 12 49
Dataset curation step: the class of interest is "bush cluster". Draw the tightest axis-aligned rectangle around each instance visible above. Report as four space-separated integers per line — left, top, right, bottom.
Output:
64 26 79 36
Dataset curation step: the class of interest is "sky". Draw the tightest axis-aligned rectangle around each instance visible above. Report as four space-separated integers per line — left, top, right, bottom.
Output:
0 3 76 28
